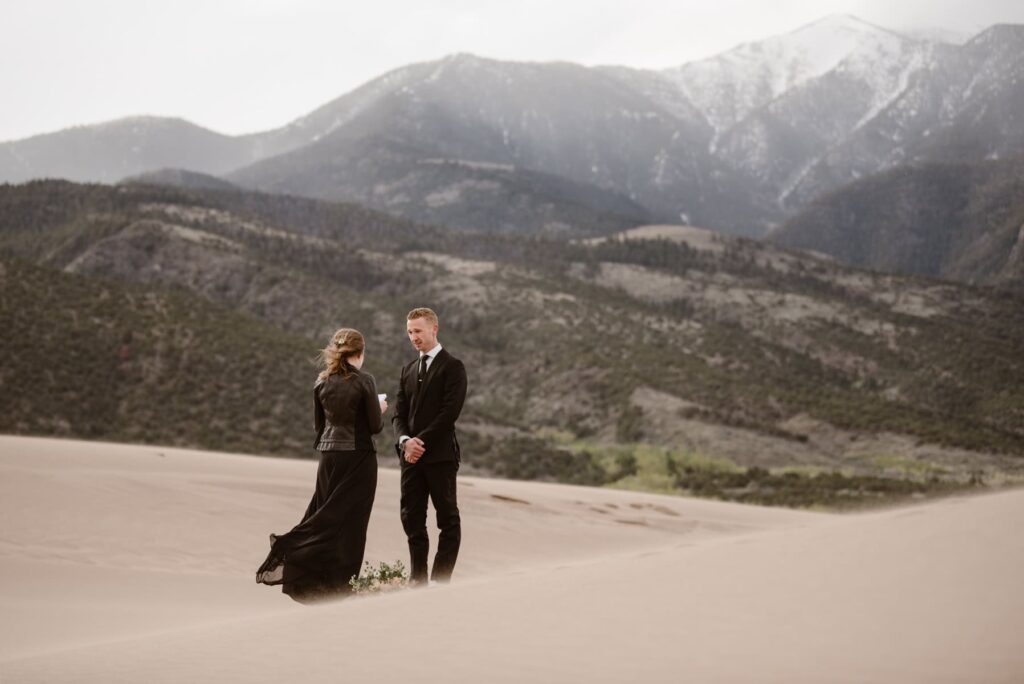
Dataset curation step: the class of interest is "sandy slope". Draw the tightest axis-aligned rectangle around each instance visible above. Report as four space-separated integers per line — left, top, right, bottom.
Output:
0 435 1021 683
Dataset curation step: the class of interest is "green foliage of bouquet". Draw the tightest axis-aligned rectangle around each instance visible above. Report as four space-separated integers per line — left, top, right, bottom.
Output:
349 560 409 594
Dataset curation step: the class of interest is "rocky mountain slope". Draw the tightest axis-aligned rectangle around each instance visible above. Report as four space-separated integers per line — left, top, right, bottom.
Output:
769 155 1024 290
3 180 1023 505
776 23 1024 208
0 117 259 184
122 168 241 192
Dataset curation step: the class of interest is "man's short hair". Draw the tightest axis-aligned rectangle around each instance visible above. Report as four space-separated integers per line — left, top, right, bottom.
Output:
407 307 439 326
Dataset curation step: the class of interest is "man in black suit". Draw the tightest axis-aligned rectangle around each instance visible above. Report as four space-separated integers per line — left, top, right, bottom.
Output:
393 307 467 584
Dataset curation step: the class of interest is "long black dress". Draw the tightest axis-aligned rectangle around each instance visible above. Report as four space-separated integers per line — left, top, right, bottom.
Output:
257 365 383 602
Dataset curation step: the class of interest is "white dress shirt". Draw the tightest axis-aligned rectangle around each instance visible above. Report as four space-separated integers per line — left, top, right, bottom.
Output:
420 343 442 371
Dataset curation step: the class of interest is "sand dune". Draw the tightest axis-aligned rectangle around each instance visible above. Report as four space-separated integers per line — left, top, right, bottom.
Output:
1 435 1021 682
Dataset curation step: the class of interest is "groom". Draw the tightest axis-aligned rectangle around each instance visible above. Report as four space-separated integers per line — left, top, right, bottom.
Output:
393 307 467 584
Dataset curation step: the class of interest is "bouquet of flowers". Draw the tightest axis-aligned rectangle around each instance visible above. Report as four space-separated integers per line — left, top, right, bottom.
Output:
349 560 409 594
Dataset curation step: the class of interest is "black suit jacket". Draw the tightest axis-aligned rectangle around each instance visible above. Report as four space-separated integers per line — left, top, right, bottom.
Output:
392 348 467 465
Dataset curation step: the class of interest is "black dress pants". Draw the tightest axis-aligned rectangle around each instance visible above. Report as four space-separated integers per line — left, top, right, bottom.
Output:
400 459 461 583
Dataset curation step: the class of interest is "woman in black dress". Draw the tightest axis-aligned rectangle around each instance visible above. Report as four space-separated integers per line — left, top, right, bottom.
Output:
257 328 387 602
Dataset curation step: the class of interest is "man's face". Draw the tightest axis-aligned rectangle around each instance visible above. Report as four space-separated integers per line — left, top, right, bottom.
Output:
407 317 438 352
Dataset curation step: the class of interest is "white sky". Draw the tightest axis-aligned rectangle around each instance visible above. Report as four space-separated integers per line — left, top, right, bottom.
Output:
3 0 1023 142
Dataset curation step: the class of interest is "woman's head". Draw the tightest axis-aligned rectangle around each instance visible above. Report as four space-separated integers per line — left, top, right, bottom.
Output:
318 328 365 380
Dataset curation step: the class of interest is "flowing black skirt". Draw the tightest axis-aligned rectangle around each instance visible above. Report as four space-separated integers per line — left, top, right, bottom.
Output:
256 449 377 602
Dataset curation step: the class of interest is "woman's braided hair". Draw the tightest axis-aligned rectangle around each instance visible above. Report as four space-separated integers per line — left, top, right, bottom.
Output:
317 328 365 381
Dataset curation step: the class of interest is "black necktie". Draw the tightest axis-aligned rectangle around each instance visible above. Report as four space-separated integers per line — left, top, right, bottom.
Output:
418 354 428 384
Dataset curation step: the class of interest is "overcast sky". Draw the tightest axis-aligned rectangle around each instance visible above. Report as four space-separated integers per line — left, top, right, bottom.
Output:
3 0 1023 142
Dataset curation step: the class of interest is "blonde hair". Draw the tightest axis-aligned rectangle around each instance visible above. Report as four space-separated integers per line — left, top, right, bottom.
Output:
407 307 439 326
317 328 365 381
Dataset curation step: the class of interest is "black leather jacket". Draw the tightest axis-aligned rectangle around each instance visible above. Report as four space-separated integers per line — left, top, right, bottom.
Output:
313 367 383 452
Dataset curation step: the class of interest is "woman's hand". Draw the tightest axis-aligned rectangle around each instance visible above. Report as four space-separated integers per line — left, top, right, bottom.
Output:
379 399 389 413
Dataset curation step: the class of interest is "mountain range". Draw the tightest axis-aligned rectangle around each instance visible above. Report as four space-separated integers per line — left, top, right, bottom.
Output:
3 16 1022 240
4 16 1024 506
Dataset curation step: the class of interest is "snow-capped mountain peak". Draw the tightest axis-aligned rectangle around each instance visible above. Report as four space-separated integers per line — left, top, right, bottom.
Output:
663 14 923 135
770 14 912 82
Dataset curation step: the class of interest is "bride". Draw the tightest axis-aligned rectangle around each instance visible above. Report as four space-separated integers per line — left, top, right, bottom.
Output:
257 328 387 601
